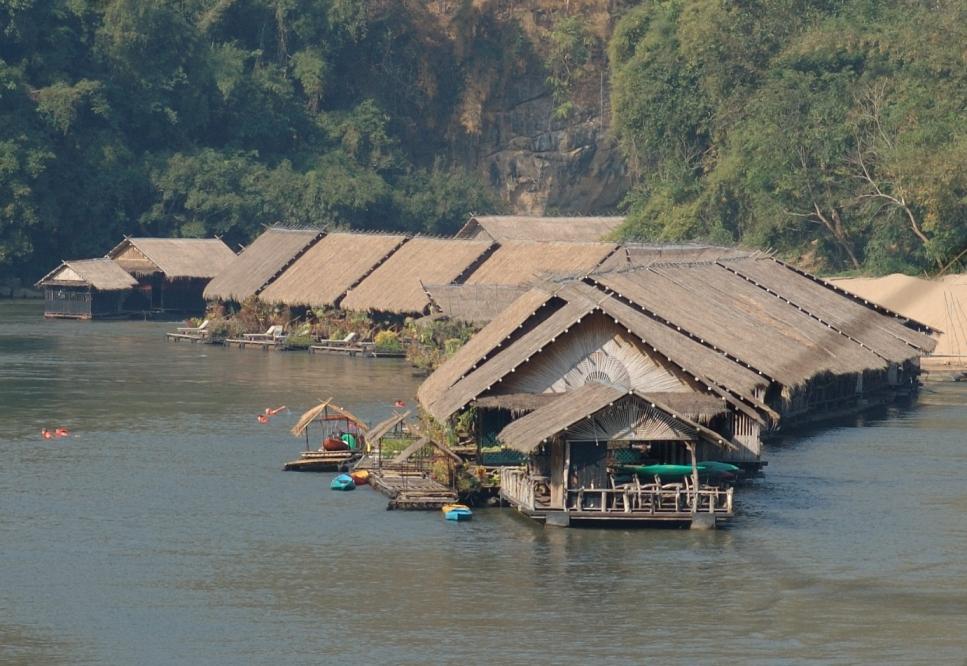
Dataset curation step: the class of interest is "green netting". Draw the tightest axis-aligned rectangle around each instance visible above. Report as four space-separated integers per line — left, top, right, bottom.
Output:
479 449 527 466
611 448 644 464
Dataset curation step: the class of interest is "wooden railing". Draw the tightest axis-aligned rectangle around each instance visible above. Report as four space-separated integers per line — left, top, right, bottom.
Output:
500 468 734 516
566 485 733 515
499 467 535 512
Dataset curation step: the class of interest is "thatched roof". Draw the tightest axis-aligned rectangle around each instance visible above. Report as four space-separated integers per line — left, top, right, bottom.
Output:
260 232 406 308
597 244 756 271
456 216 624 242
424 283 531 323
291 399 369 437
592 260 927 386
723 257 937 358
417 287 556 416
463 241 618 286
340 238 493 314
365 411 411 443
419 254 934 425
108 238 236 278
203 227 322 301
496 383 735 453
473 392 562 412
36 259 138 291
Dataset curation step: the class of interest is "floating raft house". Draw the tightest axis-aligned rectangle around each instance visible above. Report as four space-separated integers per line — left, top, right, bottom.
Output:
417 250 937 527
36 258 138 319
108 237 235 313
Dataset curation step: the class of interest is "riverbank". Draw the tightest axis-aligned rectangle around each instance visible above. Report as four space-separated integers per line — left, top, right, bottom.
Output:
832 272 967 375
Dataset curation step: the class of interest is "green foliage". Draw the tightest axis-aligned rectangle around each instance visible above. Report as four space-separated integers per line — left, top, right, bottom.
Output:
0 0 498 282
611 0 967 275
546 16 597 119
373 330 401 353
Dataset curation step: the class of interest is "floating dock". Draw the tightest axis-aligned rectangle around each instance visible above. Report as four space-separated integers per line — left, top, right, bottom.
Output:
369 471 458 510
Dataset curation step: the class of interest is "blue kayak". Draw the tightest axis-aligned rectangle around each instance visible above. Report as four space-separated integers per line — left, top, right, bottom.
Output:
442 503 473 521
330 473 356 491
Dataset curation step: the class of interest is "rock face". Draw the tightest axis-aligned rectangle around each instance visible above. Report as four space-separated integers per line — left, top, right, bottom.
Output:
473 74 629 215
434 0 632 216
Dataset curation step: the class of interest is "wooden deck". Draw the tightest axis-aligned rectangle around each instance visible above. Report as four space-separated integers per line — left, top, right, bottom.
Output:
369 471 458 510
225 338 286 351
165 332 216 344
283 450 360 471
308 344 405 358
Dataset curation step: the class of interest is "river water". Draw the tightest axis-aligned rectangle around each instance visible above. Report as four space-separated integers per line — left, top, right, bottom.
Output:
1 301 965 664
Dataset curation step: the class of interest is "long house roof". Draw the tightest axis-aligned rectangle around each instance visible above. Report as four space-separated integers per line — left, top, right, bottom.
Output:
36 258 138 291
418 252 937 423
203 227 323 302
109 238 236 279
259 232 406 308
456 215 624 242
462 241 618 286
341 238 493 314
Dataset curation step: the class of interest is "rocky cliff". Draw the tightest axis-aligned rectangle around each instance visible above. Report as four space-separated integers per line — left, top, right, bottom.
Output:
430 0 631 215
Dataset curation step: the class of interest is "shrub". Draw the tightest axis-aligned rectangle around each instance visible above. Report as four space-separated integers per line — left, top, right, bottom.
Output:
374 329 402 352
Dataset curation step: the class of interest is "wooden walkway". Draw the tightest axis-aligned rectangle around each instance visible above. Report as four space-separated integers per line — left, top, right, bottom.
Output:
369 471 457 510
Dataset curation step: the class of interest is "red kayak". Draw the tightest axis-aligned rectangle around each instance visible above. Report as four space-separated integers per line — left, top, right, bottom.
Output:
322 436 349 451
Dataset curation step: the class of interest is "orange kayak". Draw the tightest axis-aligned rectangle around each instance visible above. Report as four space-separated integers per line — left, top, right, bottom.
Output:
349 470 370 485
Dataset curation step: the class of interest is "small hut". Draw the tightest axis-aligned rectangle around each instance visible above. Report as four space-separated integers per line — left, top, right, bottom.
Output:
36 259 138 319
424 284 531 324
259 232 406 309
108 237 236 313
340 237 494 315
455 215 625 243
203 227 323 304
283 399 370 471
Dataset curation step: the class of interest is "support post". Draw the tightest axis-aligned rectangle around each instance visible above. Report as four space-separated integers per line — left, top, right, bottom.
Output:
687 441 698 514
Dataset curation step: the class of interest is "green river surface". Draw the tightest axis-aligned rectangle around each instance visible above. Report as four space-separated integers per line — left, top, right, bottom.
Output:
1 301 965 664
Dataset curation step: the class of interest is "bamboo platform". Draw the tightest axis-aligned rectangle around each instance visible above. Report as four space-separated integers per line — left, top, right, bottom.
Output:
164 332 216 344
369 471 457 510
283 450 360 472
308 344 405 358
225 338 286 351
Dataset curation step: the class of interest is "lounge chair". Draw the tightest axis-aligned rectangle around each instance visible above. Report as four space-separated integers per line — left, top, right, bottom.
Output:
242 324 286 342
177 319 209 335
316 331 357 348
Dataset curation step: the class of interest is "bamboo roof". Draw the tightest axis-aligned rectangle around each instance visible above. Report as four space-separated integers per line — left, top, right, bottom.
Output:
597 244 756 271
456 216 624 243
424 283 531 323
108 238 236 278
463 241 618 286
290 399 369 437
36 258 138 291
417 287 557 416
260 232 407 308
496 383 734 453
364 411 411 443
724 257 937 358
341 238 493 314
419 253 934 425
594 264 891 386
203 227 323 301
473 392 562 412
